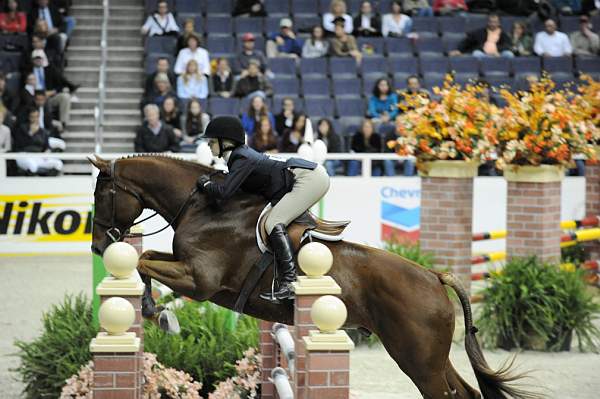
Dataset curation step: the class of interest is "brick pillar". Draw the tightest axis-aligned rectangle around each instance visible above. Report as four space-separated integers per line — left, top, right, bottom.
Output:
505 166 563 263
420 176 474 292
259 320 276 399
304 350 350 399
93 352 141 398
585 162 600 260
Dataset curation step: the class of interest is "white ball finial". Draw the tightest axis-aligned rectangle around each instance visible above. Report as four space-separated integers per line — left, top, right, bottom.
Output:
298 242 333 277
98 297 135 335
102 242 139 279
310 295 347 333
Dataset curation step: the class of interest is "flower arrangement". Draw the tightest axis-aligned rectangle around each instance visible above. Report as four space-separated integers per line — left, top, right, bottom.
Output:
390 75 500 164
496 76 600 168
208 348 261 399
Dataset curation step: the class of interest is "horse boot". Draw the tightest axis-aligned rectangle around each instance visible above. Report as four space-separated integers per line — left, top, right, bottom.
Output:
260 223 296 301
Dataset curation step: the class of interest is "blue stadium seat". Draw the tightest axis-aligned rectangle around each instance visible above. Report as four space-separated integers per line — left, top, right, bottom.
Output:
272 77 301 95
265 16 284 34
360 56 389 77
265 0 291 16
542 57 574 77
206 0 232 14
303 97 335 117
357 37 386 56
384 37 414 55
233 17 264 35
269 57 298 76
465 15 487 32
319 0 334 13
376 0 393 13
511 57 541 76
559 16 580 33
414 37 445 55
480 57 511 77
362 75 385 96
393 74 412 90
388 56 419 75
442 35 462 53
294 15 321 33
206 36 235 56
0 33 28 52
330 58 359 77
551 74 577 90
500 16 519 33
514 75 539 91
419 55 448 75
176 0 202 14
423 74 446 90
299 58 329 76
438 16 466 34
486 76 514 90
332 78 362 98
336 98 366 117
292 0 320 15
0 52 21 73
302 77 331 97
575 56 600 77
205 16 233 35
448 56 479 75
453 73 478 86
209 98 240 115
5 71 19 94
145 36 177 55
412 17 439 36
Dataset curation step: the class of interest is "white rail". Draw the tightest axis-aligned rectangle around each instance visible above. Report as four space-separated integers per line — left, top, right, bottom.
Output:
94 0 110 153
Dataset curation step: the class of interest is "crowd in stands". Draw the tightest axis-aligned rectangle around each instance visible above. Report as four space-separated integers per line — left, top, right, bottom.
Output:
0 0 78 175
138 0 596 176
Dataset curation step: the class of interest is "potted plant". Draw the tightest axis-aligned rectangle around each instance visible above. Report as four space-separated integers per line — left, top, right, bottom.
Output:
476 256 600 352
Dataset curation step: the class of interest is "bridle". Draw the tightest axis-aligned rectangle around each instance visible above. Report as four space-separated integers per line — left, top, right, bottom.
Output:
93 160 198 243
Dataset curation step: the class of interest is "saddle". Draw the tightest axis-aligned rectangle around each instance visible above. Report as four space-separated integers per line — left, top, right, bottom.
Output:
256 204 350 252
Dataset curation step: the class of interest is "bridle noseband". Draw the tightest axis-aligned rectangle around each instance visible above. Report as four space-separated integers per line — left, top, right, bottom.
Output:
93 160 198 243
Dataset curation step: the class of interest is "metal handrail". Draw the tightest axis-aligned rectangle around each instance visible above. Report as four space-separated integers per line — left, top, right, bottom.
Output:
94 0 110 153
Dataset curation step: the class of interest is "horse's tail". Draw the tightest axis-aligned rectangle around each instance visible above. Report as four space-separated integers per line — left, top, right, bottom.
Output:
439 272 540 399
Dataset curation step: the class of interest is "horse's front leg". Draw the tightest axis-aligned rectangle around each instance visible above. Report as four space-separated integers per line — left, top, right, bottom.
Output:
138 250 177 318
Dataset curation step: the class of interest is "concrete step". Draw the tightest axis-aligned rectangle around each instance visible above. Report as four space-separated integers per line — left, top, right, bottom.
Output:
72 5 143 18
70 36 102 47
72 98 140 110
67 56 141 68
108 36 144 47
63 131 134 140
74 88 142 101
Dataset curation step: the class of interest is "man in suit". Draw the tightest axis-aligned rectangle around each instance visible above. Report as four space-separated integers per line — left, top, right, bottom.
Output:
28 51 78 129
144 57 177 98
28 0 67 52
450 14 514 58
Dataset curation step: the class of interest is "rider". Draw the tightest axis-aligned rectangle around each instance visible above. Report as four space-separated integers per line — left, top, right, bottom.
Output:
197 116 330 300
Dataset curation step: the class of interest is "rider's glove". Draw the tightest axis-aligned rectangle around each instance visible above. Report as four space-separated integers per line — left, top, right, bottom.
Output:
197 175 212 191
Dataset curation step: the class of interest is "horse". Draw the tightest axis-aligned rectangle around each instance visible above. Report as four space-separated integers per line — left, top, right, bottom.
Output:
89 155 536 399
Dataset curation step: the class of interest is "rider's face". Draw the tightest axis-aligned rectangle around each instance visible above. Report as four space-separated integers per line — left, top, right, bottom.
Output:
209 139 220 157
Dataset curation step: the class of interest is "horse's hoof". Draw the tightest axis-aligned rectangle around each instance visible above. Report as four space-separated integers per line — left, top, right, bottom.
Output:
158 309 181 334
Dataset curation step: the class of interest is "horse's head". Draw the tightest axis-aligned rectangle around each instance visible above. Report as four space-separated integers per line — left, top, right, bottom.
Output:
89 156 144 255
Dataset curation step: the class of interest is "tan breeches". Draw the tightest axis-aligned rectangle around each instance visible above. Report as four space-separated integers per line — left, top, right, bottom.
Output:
265 164 330 234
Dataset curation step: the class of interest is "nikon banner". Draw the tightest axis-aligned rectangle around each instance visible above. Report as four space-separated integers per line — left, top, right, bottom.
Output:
0 178 93 255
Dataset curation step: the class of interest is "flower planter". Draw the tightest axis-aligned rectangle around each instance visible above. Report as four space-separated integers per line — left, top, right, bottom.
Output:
418 160 479 178
503 164 564 183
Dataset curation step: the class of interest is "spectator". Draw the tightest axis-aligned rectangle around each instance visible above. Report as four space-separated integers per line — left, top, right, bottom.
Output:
28 52 78 130
250 116 279 152
236 32 269 74
302 25 330 58
241 94 275 136
181 99 210 150
0 72 16 114
329 17 363 63
382 115 415 176
28 34 60 71
550 0 582 14
0 0 26 33
582 0 599 15
274 97 298 136
510 21 533 56
353 1 382 37
13 108 63 175
135 104 180 153
432 0 468 15
160 95 182 138
368 78 399 123
348 119 383 176
141 0 179 37
382 1 413 37
29 0 67 51
211 58 234 98
177 59 209 101
266 18 303 58
145 57 177 98
32 18 62 57
316 118 344 176
534 19 572 57
279 114 306 153
19 73 37 112
144 72 176 108
54 0 75 37
450 14 514 58
402 0 434 17
174 34 210 76
397 75 430 111
233 0 267 17
22 90 62 140
570 15 599 56
232 59 273 98
323 0 353 35
0 105 11 153
177 18 202 53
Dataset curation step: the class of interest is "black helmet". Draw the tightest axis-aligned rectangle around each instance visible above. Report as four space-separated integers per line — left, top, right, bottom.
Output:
203 116 246 145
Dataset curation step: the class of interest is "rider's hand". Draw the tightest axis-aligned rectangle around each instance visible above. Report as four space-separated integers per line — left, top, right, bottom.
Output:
197 175 211 191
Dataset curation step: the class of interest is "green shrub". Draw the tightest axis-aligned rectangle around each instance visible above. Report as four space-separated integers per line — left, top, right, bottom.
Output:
476 256 600 352
561 242 587 265
384 241 435 269
144 300 258 397
13 294 97 399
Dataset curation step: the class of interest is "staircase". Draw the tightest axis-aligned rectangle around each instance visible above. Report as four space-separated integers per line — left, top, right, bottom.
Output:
64 0 145 172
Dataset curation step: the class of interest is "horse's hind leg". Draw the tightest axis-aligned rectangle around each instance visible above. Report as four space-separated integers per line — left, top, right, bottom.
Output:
413 374 456 399
445 363 481 398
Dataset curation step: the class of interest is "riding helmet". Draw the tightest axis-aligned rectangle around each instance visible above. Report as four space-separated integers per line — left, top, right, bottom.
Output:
202 116 246 145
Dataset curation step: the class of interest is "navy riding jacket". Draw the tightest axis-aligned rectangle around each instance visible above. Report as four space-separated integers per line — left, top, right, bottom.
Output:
204 145 317 204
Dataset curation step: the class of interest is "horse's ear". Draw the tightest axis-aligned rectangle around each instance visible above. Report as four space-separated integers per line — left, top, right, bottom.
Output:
88 155 110 174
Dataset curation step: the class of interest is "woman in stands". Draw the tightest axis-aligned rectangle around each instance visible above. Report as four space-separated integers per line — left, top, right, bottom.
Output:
177 18 201 53
279 114 306 153
274 97 298 137
177 59 209 102
302 25 330 58
211 58 234 98
317 118 344 176
0 105 11 153
353 1 382 37
510 21 533 56
368 78 398 124
249 115 278 153
241 95 276 137
348 118 383 176
146 73 176 108
323 0 353 35
382 1 413 38
0 0 26 33
141 0 179 37
180 99 210 152
160 95 182 138
174 34 210 76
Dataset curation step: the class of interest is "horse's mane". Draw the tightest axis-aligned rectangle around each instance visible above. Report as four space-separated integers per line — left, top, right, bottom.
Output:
118 154 215 174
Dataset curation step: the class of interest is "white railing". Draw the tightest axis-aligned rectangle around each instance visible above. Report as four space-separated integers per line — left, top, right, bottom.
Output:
0 153 414 178
94 0 110 153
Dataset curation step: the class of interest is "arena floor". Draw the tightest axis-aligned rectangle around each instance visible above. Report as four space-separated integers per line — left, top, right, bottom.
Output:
0 255 598 398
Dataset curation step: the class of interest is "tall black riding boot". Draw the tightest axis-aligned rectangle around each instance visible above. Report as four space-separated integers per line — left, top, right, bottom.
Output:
260 223 296 301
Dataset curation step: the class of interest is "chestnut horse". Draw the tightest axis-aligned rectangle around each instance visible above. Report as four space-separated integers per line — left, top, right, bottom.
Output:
90 155 535 399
